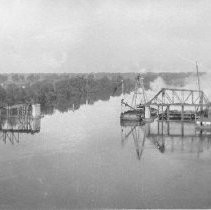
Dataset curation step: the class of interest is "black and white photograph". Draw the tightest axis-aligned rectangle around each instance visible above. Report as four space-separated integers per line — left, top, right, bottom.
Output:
0 0 211 209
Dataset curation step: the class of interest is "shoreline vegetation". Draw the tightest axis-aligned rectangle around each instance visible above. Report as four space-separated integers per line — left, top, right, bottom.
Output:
0 72 202 114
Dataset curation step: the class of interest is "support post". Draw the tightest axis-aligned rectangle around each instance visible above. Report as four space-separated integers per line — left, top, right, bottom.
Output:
181 105 184 121
158 105 159 119
191 91 193 104
167 105 170 121
157 120 160 134
162 105 164 121
162 90 164 121
161 120 164 135
200 91 204 112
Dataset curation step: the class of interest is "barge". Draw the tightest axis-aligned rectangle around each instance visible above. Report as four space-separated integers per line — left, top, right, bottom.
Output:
120 74 155 122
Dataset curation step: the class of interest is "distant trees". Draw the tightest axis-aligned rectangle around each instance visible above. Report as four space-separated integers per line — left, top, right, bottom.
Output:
30 81 56 105
26 74 40 83
0 72 190 114
0 86 6 104
0 75 8 84
5 84 22 104
11 74 25 83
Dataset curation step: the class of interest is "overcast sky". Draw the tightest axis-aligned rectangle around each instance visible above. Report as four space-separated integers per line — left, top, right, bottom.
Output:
0 0 211 73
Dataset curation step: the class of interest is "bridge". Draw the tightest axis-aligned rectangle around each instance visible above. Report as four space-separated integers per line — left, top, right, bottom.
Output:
146 88 209 106
144 88 210 121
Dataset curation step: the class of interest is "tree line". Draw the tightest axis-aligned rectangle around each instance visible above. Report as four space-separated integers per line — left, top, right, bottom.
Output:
0 72 192 113
0 75 134 113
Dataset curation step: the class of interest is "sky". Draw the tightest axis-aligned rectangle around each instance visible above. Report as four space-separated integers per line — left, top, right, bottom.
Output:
0 0 211 73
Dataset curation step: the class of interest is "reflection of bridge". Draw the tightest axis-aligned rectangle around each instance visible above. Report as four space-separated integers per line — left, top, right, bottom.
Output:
147 121 211 157
0 104 41 144
121 120 211 159
145 88 210 121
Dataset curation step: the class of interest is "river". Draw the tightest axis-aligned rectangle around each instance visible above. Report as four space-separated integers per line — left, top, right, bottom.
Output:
0 95 211 209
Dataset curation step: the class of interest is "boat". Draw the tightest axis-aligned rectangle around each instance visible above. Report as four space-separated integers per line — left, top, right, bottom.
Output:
120 109 143 121
120 117 145 127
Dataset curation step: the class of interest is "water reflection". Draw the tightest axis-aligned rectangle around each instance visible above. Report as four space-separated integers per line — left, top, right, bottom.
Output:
121 120 211 159
0 106 41 144
41 85 128 115
121 121 147 160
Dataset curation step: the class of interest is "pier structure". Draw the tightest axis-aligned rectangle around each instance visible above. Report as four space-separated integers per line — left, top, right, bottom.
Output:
145 88 210 121
0 103 41 144
0 116 41 144
0 103 41 118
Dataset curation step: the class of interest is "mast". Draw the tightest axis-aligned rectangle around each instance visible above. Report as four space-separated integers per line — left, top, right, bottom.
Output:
121 80 124 99
196 61 203 112
196 61 201 92
140 76 147 104
131 73 148 108
131 74 140 108
121 79 124 114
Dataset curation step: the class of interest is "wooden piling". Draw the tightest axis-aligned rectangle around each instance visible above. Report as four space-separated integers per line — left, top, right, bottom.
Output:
181 105 184 121
167 105 170 121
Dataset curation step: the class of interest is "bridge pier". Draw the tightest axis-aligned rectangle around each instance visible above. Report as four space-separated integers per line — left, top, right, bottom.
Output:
167 105 170 121
161 105 164 120
158 105 159 118
157 120 160 134
181 105 184 121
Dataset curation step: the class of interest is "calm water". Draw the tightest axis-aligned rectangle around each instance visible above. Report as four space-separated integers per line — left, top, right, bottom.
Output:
0 96 211 209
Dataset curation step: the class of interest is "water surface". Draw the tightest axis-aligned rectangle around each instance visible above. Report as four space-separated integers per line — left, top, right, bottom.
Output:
0 96 211 209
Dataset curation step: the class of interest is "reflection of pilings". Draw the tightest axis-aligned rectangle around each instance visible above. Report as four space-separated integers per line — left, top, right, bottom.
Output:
0 115 41 145
0 104 42 144
154 121 189 137
157 120 160 135
1 131 20 144
147 121 211 156
121 125 137 146
167 121 170 135
181 135 184 151
181 122 184 136
161 121 164 135
181 105 184 121
171 136 174 152
150 136 165 153
197 138 204 158
121 124 146 160
134 127 146 160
